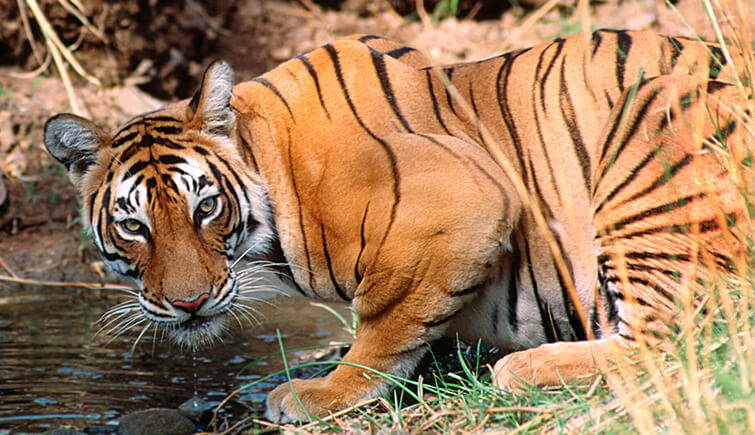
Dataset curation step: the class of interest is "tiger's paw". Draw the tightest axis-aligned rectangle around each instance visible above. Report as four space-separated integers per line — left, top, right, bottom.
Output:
493 347 540 392
265 375 374 424
493 341 601 392
265 378 330 423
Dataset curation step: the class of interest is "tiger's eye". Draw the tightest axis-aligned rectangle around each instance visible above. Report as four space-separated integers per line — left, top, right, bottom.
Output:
198 197 216 216
122 219 143 234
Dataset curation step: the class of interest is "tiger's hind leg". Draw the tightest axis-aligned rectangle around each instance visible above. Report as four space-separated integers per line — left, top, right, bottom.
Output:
495 75 749 392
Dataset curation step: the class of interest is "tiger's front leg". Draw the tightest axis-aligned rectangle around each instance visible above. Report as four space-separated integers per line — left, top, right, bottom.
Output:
264 271 475 423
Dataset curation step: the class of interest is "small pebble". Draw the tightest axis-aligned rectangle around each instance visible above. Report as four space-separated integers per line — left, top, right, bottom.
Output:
118 408 196 435
179 396 215 423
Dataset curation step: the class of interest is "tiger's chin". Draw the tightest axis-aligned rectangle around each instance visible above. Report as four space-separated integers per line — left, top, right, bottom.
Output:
166 313 228 349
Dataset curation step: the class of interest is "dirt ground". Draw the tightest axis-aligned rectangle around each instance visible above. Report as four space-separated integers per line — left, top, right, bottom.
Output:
0 0 751 283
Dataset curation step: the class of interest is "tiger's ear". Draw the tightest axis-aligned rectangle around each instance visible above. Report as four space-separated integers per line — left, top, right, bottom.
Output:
44 113 109 189
188 60 236 136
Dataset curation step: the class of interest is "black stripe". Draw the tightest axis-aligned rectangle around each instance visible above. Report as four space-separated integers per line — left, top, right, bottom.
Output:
155 136 185 150
152 125 181 135
358 34 381 43
604 215 727 241
520 233 559 343
665 36 683 69
597 79 660 178
144 115 183 124
531 51 562 201
615 30 632 93
119 142 141 162
624 251 691 263
325 44 401 261
559 56 591 193
297 56 330 119
158 154 187 165
595 145 660 215
552 233 587 340
603 192 707 233
129 175 144 205
425 70 451 135
710 119 737 145
386 46 417 60
707 80 730 94
116 197 132 214
497 50 530 185
212 152 251 207
424 307 462 327
452 284 482 297
607 275 675 304
622 153 693 204
112 131 138 148
539 39 565 113
507 240 520 332
141 301 174 320
708 45 726 79
604 89 615 109
320 226 350 300
159 173 178 194
251 77 294 120
591 30 603 56
354 203 369 283
101 186 113 251
603 261 679 280
468 81 486 149
603 283 652 307
284 128 315 294
443 67 456 115
123 160 149 180
370 49 413 133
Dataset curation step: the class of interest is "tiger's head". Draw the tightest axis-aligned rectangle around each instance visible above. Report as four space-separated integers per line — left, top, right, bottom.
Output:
43 61 275 347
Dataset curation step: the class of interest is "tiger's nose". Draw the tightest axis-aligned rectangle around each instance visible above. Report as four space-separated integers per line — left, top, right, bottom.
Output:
171 292 210 313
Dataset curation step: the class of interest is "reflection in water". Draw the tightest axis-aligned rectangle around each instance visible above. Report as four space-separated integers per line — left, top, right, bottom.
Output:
0 286 350 431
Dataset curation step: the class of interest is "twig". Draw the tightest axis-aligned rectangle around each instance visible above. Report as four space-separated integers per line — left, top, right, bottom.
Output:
497 0 561 52
298 397 379 430
417 0 433 31
23 0 101 86
297 0 322 16
17 0 43 65
485 405 551 414
57 0 106 40
9 51 51 79
44 37 83 115
0 257 18 278
0 273 137 292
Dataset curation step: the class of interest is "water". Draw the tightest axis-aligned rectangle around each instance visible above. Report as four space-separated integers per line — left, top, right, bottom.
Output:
0 285 350 431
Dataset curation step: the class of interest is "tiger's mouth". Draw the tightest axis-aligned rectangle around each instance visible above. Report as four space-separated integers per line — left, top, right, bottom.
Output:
167 312 228 348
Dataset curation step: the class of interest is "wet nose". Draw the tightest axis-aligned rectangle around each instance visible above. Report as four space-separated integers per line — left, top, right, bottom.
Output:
171 292 210 313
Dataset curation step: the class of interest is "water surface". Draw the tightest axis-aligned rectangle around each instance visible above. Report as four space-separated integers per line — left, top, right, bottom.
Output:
0 285 350 432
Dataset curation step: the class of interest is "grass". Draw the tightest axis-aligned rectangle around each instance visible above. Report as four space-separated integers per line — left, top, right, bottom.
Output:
241 276 752 433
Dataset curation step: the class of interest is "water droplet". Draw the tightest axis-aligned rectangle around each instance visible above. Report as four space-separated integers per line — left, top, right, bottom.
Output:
192 347 199 398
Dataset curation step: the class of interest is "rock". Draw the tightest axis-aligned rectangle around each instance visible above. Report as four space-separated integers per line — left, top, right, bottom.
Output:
118 408 196 435
178 396 215 425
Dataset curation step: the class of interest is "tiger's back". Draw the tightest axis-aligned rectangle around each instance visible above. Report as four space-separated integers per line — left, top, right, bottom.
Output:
44 30 752 422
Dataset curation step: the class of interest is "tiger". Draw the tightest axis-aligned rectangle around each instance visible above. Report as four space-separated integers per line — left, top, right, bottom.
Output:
43 29 752 423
